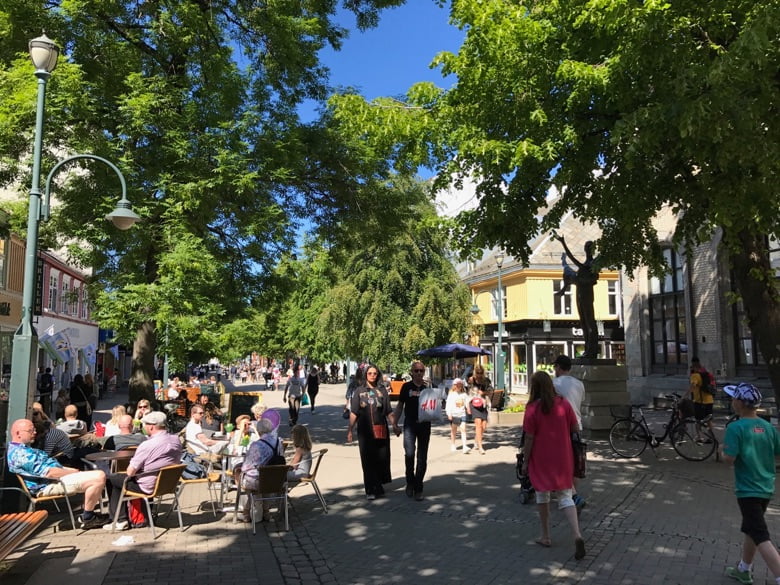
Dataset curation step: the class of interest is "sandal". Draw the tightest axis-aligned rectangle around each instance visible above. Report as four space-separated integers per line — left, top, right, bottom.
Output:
574 537 586 560
535 538 551 548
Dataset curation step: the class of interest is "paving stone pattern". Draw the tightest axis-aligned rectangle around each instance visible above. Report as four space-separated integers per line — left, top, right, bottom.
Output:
2 381 776 585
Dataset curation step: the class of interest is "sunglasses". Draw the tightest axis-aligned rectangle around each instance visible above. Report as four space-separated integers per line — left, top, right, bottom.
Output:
412 369 424 373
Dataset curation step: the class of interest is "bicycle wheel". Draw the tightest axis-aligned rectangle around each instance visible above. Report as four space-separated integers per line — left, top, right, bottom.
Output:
609 419 649 458
672 421 717 461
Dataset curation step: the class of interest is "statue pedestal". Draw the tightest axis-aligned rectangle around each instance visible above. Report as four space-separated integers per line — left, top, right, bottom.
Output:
571 360 629 431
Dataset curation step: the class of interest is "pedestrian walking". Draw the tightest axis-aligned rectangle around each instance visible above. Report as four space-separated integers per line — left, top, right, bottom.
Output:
392 361 432 501
722 383 780 585
347 364 395 500
553 354 586 510
445 378 470 453
522 371 585 560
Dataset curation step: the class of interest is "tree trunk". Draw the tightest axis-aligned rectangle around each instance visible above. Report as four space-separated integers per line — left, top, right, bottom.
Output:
129 321 157 403
730 231 780 403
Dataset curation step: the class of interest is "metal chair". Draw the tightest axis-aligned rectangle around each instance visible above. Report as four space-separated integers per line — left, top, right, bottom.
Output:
287 448 328 514
235 464 290 533
14 473 77 531
111 463 186 539
178 454 221 517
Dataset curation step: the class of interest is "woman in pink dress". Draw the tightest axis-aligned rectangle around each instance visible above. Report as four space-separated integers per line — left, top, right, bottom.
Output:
521 371 585 560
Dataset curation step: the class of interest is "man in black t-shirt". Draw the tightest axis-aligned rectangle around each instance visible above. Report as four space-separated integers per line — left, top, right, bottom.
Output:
392 361 431 501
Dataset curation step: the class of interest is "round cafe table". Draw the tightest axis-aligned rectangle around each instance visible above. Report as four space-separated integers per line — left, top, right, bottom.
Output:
83 449 136 462
83 449 136 473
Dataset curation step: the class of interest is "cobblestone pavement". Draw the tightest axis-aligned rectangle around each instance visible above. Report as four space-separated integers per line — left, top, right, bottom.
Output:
2 380 775 585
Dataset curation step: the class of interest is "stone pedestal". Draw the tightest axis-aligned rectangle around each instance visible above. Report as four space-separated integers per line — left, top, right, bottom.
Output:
571 361 629 431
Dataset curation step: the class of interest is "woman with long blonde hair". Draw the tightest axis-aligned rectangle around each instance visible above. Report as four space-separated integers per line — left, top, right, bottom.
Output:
104 404 127 437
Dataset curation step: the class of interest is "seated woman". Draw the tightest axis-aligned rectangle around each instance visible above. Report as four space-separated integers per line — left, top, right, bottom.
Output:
235 419 285 523
105 405 127 437
287 424 313 481
201 402 224 436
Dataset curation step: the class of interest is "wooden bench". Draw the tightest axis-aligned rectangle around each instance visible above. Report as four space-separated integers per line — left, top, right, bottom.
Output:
0 510 48 562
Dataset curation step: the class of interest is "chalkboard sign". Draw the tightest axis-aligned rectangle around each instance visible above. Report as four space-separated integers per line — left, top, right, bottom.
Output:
227 392 263 423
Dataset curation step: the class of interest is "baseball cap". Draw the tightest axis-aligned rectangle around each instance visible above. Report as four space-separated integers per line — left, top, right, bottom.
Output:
553 355 572 369
723 383 762 407
141 411 167 426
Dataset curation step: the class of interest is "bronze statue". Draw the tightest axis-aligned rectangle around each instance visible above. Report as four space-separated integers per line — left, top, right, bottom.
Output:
555 237 600 358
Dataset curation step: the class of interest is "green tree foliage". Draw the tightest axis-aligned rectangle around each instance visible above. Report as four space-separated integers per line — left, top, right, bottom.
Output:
330 1 780 395
214 179 472 375
318 183 472 374
0 0 405 399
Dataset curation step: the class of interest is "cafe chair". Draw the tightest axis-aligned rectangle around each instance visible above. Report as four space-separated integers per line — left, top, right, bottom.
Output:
237 464 290 533
14 473 77 531
111 464 186 539
178 455 221 517
287 448 328 514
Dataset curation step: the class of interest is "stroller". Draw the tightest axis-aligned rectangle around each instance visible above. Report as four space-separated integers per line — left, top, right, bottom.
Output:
516 431 535 504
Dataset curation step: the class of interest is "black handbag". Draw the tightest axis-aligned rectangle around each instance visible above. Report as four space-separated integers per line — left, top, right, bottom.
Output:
572 432 587 479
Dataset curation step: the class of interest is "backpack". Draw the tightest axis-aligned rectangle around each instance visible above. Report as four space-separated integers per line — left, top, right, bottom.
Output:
181 451 208 479
261 438 286 465
699 369 716 395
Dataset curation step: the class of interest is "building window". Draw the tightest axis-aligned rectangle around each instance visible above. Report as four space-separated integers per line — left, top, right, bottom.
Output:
648 248 687 366
72 284 80 317
553 280 572 315
48 272 58 311
608 280 618 315
491 286 507 320
61 278 70 314
81 287 89 319
0 237 7 290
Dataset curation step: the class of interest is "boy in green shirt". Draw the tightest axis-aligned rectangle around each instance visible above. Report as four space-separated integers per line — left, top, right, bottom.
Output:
723 383 780 585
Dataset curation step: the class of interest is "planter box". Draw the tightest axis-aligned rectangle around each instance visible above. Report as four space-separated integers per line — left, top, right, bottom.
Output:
489 411 524 427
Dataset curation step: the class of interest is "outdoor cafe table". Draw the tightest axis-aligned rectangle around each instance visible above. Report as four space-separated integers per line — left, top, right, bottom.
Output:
84 449 136 474
84 449 136 463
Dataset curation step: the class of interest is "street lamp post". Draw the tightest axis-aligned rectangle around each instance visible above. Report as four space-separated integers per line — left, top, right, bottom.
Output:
6 34 141 433
495 251 505 395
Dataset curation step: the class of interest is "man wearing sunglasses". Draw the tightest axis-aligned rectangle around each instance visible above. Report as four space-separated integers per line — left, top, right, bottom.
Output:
393 361 432 501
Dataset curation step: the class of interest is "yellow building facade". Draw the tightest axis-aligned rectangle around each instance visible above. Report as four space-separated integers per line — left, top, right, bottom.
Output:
463 224 623 393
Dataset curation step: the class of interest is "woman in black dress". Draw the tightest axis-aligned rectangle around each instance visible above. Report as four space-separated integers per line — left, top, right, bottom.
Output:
305 366 320 414
346 364 397 500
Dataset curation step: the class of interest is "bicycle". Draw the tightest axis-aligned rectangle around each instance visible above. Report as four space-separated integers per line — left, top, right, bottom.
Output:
608 393 718 461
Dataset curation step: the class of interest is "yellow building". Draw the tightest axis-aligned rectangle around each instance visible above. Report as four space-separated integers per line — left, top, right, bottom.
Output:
463 219 622 394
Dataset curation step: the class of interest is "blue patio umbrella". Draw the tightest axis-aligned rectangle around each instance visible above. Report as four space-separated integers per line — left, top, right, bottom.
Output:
416 343 490 359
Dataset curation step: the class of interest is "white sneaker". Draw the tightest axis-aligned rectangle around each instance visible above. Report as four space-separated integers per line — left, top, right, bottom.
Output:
463 447 471 454
103 520 129 531
450 444 457 452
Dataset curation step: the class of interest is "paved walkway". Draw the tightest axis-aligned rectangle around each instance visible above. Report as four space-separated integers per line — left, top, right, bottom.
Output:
1 380 774 585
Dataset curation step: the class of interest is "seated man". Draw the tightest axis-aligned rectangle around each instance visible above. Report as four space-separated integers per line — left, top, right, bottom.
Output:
7 418 107 529
57 404 87 435
185 405 228 461
103 415 147 451
104 411 183 531
32 410 74 463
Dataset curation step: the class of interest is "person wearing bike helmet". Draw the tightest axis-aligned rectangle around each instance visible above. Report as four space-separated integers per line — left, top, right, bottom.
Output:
722 383 780 585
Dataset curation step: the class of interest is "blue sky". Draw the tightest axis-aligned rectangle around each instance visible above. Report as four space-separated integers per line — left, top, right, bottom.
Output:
299 2 464 121
322 2 464 100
